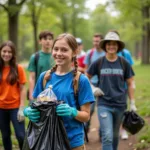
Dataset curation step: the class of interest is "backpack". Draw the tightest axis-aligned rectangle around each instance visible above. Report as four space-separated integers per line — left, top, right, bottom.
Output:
34 52 40 80
42 70 89 142
89 48 95 64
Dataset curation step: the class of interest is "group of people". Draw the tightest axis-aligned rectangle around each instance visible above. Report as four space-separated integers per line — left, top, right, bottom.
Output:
0 29 137 150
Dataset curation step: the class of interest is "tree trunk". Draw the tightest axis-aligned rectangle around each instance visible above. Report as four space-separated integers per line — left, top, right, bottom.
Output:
141 6 150 64
33 21 38 52
31 11 38 52
8 11 19 52
61 14 68 32
31 0 40 52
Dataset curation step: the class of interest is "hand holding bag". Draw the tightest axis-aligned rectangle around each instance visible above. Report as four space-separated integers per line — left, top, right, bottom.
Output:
122 110 145 135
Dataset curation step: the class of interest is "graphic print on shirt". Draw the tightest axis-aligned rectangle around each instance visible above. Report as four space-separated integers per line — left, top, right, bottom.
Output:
101 68 123 76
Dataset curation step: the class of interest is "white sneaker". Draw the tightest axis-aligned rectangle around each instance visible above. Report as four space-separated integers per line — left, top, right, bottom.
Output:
121 130 128 140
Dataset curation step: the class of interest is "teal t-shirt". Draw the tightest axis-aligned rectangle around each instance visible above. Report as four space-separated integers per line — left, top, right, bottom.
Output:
28 50 54 81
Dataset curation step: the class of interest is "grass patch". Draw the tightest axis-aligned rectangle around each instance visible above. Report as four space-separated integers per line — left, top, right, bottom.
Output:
133 64 150 149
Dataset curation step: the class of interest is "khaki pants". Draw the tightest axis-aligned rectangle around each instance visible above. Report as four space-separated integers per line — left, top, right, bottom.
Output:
72 145 86 150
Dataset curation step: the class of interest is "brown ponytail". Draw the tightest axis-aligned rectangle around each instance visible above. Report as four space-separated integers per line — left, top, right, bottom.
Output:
44 65 57 81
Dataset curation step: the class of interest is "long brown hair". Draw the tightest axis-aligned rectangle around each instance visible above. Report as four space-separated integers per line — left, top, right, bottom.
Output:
45 33 78 84
0 41 18 85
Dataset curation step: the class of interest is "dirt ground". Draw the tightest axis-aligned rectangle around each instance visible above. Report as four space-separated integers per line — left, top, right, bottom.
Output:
85 110 138 150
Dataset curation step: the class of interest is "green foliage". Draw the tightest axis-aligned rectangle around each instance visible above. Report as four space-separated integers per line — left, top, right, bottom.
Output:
0 8 8 42
135 122 150 149
91 5 115 35
134 64 150 116
131 63 150 149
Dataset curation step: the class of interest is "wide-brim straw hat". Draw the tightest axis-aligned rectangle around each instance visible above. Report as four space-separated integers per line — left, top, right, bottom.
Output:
99 31 125 52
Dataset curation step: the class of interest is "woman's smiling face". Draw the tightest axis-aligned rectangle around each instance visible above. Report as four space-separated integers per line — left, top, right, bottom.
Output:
1 45 13 64
52 38 75 67
105 41 119 54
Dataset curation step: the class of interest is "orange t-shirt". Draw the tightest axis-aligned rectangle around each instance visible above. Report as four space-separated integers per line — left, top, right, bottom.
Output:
0 64 27 109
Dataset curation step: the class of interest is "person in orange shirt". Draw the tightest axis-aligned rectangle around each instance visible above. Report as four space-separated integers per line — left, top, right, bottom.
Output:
0 41 27 150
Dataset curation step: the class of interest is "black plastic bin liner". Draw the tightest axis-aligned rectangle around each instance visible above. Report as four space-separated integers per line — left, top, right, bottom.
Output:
23 101 71 150
122 110 145 135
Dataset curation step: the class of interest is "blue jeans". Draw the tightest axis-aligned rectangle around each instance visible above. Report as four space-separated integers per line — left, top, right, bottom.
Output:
0 108 25 150
97 106 125 150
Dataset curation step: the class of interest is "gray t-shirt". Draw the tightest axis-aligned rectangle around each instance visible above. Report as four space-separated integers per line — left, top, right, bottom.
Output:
87 56 135 108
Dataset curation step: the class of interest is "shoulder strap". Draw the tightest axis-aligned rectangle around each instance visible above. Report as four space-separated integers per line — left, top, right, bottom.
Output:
34 52 40 64
73 71 88 142
118 56 127 79
121 51 125 58
89 48 95 64
89 48 95 58
34 52 40 79
97 56 105 85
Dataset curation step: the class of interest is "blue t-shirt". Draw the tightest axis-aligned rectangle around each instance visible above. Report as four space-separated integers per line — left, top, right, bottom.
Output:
118 49 134 66
33 71 95 148
87 56 135 108
84 49 105 85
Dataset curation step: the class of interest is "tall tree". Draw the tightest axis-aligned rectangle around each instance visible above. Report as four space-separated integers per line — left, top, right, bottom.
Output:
91 4 115 35
25 0 60 52
26 0 44 52
0 0 26 50
141 1 150 64
70 0 87 36
108 0 150 64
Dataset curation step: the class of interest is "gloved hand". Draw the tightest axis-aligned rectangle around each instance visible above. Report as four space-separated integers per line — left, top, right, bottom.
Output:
130 100 137 111
23 107 40 122
17 106 25 122
56 104 78 117
91 84 104 96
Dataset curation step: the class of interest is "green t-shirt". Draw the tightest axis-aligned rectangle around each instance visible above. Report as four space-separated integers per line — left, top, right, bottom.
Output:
28 51 54 82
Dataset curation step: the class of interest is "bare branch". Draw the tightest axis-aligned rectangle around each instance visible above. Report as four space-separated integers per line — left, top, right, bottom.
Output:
36 4 43 20
0 3 8 12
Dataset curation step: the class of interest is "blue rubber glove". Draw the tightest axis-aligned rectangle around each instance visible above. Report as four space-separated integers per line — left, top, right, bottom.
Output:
23 107 40 122
56 103 78 117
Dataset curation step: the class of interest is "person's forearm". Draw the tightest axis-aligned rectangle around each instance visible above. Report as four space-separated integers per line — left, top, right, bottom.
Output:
127 85 134 101
20 85 26 107
29 77 35 100
75 110 90 122
74 103 91 122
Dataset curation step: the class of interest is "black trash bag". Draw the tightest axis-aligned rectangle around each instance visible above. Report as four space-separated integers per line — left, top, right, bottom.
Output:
23 101 71 150
122 110 145 135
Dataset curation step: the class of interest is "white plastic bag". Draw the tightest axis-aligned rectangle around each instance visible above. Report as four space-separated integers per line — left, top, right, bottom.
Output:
37 85 57 102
